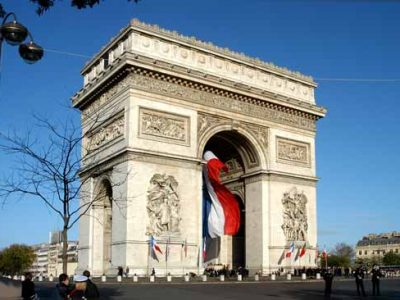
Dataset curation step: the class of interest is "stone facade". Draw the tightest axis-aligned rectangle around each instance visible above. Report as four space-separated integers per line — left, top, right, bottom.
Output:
73 20 326 276
356 232 400 260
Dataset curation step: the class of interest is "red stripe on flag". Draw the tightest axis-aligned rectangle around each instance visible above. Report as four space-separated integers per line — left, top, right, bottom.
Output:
207 158 240 235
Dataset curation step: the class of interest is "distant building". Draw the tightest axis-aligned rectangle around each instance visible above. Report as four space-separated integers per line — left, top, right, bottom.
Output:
356 232 400 260
30 231 78 277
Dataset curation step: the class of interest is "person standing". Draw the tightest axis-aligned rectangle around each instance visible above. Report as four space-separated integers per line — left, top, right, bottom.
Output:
83 270 100 299
323 268 334 297
69 275 88 300
56 273 74 299
371 265 382 296
21 272 36 300
354 267 366 297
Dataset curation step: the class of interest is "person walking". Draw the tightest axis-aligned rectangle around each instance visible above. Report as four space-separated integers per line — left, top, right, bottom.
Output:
323 268 334 297
354 267 366 297
371 265 382 296
21 272 36 300
82 270 100 299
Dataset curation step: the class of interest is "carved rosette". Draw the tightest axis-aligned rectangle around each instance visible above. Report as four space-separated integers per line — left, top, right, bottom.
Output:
146 174 181 236
281 187 308 242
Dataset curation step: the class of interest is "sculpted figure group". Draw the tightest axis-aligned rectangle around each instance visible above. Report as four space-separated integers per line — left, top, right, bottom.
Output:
281 187 308 241
146 174 181 236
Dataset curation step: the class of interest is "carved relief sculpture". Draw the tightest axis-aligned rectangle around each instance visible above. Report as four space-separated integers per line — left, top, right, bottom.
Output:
277 137 310 166
281 187 308 241
139 108 190 146
85 116 124 153
146 174 181 236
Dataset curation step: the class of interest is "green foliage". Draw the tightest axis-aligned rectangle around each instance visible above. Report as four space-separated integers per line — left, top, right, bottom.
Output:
0 244 36 275
327 242 354 267
354 256 383 269
29 0 140 15
327 254 351 267
382 252 400 266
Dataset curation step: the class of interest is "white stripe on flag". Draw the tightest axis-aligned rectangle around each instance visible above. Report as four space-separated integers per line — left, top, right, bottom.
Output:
203 166 225 238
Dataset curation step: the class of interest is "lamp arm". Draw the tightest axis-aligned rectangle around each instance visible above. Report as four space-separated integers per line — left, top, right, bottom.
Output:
2 12 18 26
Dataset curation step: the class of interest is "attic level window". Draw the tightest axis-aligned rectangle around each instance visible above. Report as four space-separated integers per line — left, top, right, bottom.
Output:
103 54 109 68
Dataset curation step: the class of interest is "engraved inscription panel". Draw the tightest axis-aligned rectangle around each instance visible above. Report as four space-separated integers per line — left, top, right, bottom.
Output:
276 137 310 167
139 108 190 146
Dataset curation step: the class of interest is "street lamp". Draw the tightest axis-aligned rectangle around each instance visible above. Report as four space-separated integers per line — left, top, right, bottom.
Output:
1 12 43 64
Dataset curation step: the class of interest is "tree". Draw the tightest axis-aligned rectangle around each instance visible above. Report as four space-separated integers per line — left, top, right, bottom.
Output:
382 252 400 266
0 113 126 274
0 244 36 275
29 0 140 15
328 243 355 267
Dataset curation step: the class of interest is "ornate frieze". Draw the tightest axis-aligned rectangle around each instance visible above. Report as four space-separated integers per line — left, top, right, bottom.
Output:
81 20 316 104
85 116 125 153
139 108 190 146
281 187 308 242
276 137 310 167
82 75 131 119
130 72 316 131
146 174 181 236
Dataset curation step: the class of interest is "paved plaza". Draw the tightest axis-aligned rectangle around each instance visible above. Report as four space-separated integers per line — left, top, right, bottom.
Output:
30 278 400 300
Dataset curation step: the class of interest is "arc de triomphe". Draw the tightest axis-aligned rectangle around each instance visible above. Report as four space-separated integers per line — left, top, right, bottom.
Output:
73 20 326 276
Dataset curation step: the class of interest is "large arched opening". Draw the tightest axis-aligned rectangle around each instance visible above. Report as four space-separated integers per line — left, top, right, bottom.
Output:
203 130 259 269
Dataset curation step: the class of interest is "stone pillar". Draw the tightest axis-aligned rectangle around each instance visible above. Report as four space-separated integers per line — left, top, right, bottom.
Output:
245 175 269 274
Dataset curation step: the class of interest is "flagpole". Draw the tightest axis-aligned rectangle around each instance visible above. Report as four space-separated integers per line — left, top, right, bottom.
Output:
147 237 151 276
165 238 168 276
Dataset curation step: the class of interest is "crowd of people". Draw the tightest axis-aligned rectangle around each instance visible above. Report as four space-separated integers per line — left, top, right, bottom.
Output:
19 264 389 299
323 265 383 297
21 270 100 300
203 265 249 277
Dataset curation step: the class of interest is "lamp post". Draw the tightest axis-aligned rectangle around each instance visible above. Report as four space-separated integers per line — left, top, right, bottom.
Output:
0 12 44 64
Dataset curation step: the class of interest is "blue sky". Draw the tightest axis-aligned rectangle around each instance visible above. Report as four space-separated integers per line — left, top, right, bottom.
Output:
0 0 399 251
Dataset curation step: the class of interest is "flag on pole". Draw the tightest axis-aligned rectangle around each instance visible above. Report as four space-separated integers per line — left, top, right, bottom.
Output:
299 243 306 258
184 238 188 258
202 151 240 263
322 248 327 259
286 242 295 258
150 236 163 261
203 151 241 237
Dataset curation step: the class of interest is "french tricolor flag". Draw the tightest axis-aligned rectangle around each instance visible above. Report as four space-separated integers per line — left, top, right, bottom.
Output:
203 151 240 238
150 235 162 261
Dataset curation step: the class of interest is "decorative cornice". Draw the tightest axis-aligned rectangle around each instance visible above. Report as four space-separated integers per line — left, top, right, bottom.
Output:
73 57 326 119
82 19 315 85
243 170 318 186
79 148 201 178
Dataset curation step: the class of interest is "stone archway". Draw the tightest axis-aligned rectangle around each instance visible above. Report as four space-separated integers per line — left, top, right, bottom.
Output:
202 130 260 268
